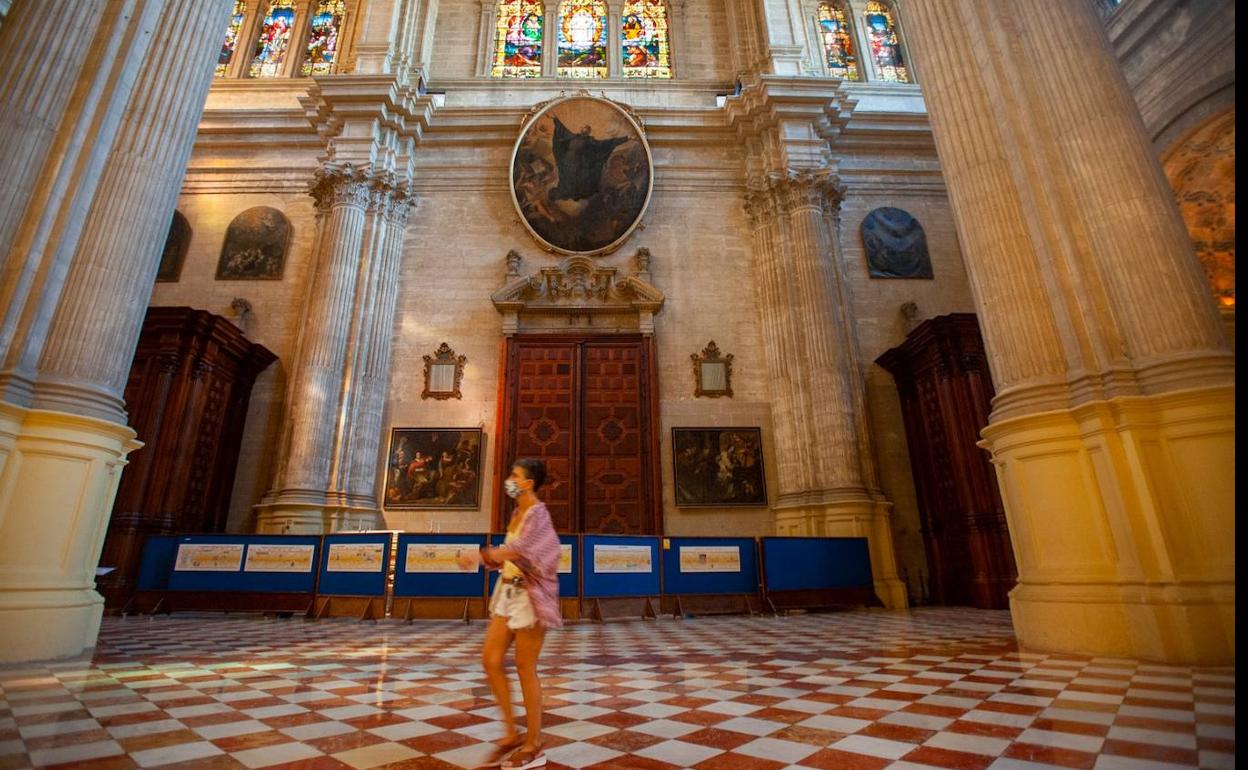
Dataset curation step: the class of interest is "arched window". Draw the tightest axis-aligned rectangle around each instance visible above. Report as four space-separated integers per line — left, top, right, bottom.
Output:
302 0 346 76
249 0 297 78
215 0 247 76
862 1 909 82
557 0 608 78
492 0 544 77
621 0 671 79
816 1 859 81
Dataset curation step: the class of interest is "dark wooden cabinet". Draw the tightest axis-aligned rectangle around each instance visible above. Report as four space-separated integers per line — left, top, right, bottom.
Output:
496 335 661 535
877 313 1016 609
97 307 275 609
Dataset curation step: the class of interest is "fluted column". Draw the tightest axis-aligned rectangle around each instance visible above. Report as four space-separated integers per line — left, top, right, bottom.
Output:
905 0 1234 663
746 170 906 608
0 0 231 663
35 0 232 421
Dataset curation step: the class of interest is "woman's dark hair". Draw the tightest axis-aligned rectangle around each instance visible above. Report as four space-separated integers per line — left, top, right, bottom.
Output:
513 458 546 491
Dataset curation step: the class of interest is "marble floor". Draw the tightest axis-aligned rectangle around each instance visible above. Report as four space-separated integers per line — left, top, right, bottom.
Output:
0 609 1234 770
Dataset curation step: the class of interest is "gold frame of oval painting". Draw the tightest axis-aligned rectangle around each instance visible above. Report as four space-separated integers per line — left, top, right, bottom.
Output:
510 94 654 256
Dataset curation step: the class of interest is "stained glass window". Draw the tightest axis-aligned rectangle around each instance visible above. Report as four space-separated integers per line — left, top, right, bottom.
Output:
621 0 671 78
491 0 544 77
816 1 859 81
557 0 607 78
249 0 296 78
302 0 345 76
215 0 247 76
863 1 909 82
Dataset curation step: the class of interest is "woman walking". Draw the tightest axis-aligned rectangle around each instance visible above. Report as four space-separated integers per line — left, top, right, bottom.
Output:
461 458 562 769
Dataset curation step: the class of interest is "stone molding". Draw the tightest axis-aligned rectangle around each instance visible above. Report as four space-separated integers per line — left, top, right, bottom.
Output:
492 250 666 335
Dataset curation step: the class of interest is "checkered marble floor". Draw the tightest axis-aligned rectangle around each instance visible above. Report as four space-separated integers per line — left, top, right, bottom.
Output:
0 609 1234 770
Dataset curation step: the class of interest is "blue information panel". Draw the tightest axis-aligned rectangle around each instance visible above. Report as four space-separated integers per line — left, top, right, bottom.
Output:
167 535 321 593
760 537 873 591
317 534 391 597
135 536 178 591
661 537 759 595
393 533 487 597
487 534 580 600
581 535 660 598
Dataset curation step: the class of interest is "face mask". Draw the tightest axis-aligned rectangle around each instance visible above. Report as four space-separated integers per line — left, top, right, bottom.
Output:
504 479 523 498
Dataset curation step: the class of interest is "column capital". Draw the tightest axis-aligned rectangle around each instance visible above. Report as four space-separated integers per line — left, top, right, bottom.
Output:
309 163 373 213
766 169 845 214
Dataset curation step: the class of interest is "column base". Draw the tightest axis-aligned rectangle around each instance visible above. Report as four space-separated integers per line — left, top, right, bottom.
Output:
254 494 382 534
982 386 1234 665
774 491 909 609
0 403 140 663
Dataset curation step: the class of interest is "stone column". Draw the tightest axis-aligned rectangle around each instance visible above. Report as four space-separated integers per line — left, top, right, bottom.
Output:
255 165 373 533
607 0 623 79
904 0 1234 663
0 0 232 663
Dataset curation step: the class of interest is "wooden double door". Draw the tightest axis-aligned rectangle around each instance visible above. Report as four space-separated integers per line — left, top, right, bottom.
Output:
496 335 661 535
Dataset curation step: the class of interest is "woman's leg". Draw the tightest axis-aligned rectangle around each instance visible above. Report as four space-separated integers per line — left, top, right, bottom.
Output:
482 615 518 741
513 624 547 750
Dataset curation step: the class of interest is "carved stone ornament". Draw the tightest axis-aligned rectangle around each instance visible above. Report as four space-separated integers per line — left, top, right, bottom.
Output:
421 343 467 400
691 341 734 398
492 249 665 335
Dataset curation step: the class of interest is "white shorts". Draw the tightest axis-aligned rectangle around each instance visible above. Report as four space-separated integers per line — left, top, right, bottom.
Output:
489 580 538 631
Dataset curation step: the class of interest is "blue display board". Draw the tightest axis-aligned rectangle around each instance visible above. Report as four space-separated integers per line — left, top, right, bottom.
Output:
661 537 759 595
317 534 391 597
581 535 660 598
135 536 178 591
487 534 579 600
760 537 872 591
393 534 487 597
166 535 321 593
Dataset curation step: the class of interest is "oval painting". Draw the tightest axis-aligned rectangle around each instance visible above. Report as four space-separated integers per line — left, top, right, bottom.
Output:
510 95 653 255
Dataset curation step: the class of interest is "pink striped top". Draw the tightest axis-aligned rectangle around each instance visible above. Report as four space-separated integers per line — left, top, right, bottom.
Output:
503 501 563 629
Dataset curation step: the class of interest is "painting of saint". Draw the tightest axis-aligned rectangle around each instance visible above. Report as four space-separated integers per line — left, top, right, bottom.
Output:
510 95 652 255
385 429 484 509
215 206 291 280
672 428 767 507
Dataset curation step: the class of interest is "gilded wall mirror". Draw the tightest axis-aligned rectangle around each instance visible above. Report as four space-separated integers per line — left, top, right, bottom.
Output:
691 341 733 398
422 343 467 400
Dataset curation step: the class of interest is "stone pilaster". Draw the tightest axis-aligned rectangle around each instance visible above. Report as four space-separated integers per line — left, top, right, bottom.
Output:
904 0 1234 663
34 0 232 422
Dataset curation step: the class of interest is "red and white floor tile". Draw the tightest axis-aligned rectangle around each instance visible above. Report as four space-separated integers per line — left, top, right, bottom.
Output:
0 609 1234 770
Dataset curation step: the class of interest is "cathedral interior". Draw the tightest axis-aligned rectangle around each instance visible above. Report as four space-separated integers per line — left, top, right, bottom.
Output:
0 0 1235 768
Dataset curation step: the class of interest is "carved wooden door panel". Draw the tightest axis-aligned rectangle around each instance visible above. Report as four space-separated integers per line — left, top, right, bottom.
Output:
499 335 659 534
510 342 577 532
582 342 644 534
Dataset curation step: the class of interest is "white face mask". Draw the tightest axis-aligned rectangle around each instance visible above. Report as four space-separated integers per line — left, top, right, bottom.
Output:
504 478 523 498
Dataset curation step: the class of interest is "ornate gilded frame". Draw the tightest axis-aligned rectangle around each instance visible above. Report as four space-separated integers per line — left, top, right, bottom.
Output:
691 341 733 398
421 343 467 400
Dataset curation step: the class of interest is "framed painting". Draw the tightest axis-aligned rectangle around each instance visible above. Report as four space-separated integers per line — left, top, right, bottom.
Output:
510 93 653 255
385 428 484 509
671 427 767 507
156 210 191 282
215 206 291 280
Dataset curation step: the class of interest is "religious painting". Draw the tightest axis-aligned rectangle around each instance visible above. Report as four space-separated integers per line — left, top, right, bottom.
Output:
215 206 291 280
385 428 484 509
672 428 767 507
861 206 934 278
510 94 653 255
156 210 191 282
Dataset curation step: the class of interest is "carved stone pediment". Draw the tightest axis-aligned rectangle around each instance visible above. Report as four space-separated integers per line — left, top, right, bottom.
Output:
492 250 665 335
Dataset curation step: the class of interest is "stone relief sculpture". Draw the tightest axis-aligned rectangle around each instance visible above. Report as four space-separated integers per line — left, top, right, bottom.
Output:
861 206 934 279
215 206 292 280
510 92 653 255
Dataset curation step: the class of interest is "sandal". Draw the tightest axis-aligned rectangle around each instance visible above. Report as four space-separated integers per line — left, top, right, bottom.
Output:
480 734 525 768
502 743 546 769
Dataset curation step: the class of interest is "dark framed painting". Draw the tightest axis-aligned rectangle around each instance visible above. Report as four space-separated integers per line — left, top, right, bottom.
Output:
510 93 653 256
672 427 767 507
385 428 484 509
156 210 191 282
215 206 291 280
861 206 934 279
